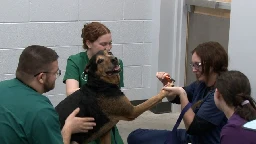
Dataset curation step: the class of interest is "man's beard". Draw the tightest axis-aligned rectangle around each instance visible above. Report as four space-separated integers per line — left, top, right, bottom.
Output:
43 78 55 93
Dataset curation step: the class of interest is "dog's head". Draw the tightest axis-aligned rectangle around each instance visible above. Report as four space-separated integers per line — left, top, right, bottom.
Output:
84 50 121 85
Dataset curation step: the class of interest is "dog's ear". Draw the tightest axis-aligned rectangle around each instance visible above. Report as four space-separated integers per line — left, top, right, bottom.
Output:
84 54 98 75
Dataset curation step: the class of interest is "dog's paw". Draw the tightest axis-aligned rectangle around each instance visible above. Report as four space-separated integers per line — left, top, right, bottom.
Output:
165 82 174 87
159 89 170 99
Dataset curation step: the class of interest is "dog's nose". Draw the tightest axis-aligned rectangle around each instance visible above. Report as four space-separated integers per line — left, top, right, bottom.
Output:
111 57 118 65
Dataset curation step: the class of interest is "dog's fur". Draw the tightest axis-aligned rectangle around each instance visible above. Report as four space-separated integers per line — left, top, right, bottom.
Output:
55 50 174 144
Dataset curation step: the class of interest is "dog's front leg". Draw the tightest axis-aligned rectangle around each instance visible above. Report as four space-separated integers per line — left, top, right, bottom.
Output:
100 130 111 144
131 90 168 118
117 89 169 121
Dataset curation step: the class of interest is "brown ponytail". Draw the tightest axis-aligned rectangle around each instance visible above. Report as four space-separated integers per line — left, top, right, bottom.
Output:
215 70 256 121
234 94 256 121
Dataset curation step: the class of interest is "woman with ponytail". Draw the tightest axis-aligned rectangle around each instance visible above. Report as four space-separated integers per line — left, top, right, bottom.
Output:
214 70 256 144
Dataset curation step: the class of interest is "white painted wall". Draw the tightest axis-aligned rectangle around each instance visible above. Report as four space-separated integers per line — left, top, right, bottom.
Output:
5 0 247 111
0 0 154 106
228 0 256 99
150 0 187 112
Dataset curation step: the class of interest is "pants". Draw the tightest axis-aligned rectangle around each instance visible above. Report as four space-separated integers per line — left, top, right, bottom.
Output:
127 128 189 144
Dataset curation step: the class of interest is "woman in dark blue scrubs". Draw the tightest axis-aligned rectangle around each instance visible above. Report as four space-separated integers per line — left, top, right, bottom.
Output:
127 41 228 144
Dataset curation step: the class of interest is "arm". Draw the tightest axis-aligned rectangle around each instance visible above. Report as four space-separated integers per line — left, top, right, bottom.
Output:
162 87 194 129
63 58 81 96
187 91 226 135
31 107 96 144
167 95 179 103
61 127 72 144
182 82 197 102
66 79 80 96
187 116 215 135
182 89 224 135
156 72 196 104
181 89 224 132
168 82 197 104
156 72 178 102
61 108 95 144
162 87 221 133
178 88 195 130
195 91 226 131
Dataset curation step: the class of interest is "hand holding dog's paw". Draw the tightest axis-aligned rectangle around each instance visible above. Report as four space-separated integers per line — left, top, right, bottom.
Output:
65 108 96 134
164 82 174 87
162 86 186 96
158 89 171 99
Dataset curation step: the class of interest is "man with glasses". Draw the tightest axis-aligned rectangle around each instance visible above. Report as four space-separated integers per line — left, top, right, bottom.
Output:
0 45 96 144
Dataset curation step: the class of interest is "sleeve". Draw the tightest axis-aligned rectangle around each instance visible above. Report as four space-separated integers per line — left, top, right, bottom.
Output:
63 56 80 84
183 81 197 102
196 92 226 125
187 115 215 135
118 59 124 87
170 96 180 104
31 108 64 144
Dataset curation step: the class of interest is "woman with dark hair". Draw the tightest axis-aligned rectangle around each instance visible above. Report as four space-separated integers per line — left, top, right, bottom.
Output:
214 70 256 143
127 41 228 144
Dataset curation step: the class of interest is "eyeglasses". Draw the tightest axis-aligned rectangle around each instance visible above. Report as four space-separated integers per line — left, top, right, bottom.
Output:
34 69 61 79
189 62 202 70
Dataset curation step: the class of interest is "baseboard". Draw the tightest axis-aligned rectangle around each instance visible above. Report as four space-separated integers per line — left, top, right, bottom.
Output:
130 100 172 114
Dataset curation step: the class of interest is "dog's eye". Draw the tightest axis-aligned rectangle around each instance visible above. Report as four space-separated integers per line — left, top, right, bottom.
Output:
97 59 104 64
108 52 113 55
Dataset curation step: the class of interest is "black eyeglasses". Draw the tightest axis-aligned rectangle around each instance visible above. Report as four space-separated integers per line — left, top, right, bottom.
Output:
34 69 61 79
189 62 202 70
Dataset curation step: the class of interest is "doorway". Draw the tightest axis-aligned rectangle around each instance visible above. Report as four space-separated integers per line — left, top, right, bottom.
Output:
185 4 231 85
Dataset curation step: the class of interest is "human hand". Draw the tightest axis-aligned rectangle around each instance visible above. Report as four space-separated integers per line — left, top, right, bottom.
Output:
156 72 174 86
158 89 170 99
64 108 96 134
162 86 186 96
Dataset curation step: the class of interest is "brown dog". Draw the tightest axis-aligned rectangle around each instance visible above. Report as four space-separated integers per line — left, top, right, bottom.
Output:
55 50 174 144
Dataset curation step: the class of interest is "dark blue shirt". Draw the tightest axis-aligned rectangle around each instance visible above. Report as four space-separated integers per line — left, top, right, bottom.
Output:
174 81 227 144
